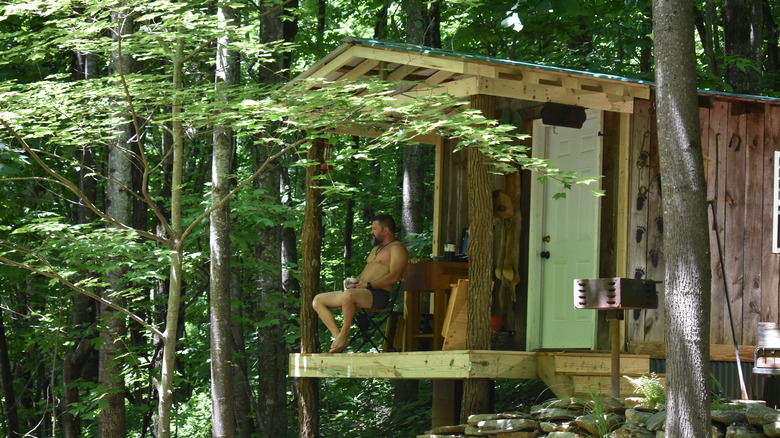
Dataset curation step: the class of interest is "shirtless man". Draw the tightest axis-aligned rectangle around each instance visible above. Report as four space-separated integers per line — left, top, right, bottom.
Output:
312 214 409 353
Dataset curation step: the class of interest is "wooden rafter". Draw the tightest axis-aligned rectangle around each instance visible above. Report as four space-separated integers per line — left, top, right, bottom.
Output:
291 39 651 114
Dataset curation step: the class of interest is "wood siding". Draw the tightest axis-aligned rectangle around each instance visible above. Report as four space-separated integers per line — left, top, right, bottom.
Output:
627 98 780 347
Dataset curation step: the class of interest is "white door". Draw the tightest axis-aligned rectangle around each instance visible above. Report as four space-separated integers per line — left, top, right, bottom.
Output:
527 109 602 350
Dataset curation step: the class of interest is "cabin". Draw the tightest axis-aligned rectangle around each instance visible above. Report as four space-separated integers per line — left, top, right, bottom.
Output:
287 37 780 425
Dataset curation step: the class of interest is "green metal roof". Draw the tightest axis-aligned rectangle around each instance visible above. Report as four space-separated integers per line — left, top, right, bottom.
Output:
342 37 780 104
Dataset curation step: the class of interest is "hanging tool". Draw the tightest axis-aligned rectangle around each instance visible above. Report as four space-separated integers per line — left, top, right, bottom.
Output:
709 199 748 400
711 133 748 400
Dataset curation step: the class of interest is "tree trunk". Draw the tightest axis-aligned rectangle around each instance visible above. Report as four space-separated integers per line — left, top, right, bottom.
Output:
402 145 428 236
652 1 712 436
253 143 288 438
99 9 134 435
762 0 780 90
210 3 238 436
397 0 440 413
157 35 186 438
460 94 495 421
0 310 19 438
281 166 301 295
298 139 325 438
373 0 390 39
62 336 96 438
64 51 99 437
694 2 720 78
722 0 763 93
255 4 295 436
229 269 254 438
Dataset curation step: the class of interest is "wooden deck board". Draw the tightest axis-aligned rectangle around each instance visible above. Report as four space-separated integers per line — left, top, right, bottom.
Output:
289 350 537 379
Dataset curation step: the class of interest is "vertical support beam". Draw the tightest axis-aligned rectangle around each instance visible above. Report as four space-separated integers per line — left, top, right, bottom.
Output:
432 380 460 427
617 112 632 352
610 316 621 398
432 135 445 257
616 112 632 278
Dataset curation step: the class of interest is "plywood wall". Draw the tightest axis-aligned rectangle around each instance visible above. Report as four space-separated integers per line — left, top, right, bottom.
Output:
627 98 780 347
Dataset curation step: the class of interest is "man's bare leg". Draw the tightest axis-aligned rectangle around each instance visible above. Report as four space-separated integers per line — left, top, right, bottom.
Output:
329 288 373 353
312 291 343 339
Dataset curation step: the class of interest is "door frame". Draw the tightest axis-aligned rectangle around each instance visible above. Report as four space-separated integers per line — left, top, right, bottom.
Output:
526 109 603 351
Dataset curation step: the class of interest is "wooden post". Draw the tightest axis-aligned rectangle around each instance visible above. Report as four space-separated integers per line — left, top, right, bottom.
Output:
609 311 622 398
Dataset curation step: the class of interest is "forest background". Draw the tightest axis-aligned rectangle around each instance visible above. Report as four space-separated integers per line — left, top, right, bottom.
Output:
0 0 775 437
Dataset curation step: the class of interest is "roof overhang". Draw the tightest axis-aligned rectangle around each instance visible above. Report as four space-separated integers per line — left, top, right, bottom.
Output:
292 37 653 115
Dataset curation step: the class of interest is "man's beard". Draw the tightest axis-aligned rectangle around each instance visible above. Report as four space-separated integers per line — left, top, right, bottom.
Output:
372 236 381 246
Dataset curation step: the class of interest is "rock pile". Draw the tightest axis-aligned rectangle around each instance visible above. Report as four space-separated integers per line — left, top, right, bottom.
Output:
416 397 780 437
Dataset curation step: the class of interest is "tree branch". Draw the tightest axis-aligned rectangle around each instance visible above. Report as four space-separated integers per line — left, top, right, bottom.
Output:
180 136 307 245
0 118 166 245
0 242 163 338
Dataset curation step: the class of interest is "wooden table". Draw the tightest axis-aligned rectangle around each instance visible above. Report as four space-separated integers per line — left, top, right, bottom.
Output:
404 260 469 351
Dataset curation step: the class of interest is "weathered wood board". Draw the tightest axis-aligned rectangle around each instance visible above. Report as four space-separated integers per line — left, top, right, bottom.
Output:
289 350 537 379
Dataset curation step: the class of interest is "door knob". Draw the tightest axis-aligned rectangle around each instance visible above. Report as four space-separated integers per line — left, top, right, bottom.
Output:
541 251 550 259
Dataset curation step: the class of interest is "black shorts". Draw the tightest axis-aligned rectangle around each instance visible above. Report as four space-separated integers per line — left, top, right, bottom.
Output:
370 288 390 309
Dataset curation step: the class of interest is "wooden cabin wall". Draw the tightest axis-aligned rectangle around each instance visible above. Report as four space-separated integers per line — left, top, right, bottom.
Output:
439 138 469 254
627 98 780 352
702 99 780 346
626 98 666 346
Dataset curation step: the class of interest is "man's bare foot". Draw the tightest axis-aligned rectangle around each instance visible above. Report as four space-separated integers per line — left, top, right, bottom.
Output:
329 334 349 353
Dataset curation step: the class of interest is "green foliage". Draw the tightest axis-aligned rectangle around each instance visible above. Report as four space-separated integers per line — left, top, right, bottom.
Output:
320 379 432 438
625 373 666 408
581 387 622 437
493 379 552 413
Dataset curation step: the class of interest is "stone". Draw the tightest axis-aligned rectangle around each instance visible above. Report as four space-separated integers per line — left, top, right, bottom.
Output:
428 424 467 434
494 432 539 438
725 425 766 438
474 418 538 432
530 403 546 416
598 397 627 413
536 407 579 421
547 398 588 410
539 422 558 433
464 425 488 436
539 421 576 433
746 402 780 426
545 432 578 438
625 408 653 425
498 412 532 419
645 411 666 431
468 413 501 426
573 413 621 436
624 397 652 410
765 421 780 438
711 409 748 427
610 423 655 438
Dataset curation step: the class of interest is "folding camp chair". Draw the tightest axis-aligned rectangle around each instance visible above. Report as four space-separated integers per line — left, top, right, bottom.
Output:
349 282 403 352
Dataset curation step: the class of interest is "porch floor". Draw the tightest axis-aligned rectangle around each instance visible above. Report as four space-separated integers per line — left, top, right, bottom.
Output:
288 350 657 397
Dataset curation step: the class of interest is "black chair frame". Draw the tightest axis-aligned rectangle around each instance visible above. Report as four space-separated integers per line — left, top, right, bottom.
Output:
349 281 403 352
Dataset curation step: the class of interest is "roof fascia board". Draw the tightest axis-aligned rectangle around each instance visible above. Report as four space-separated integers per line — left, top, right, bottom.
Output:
351 45 499 79
343 37 780 104
478 77 636 113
